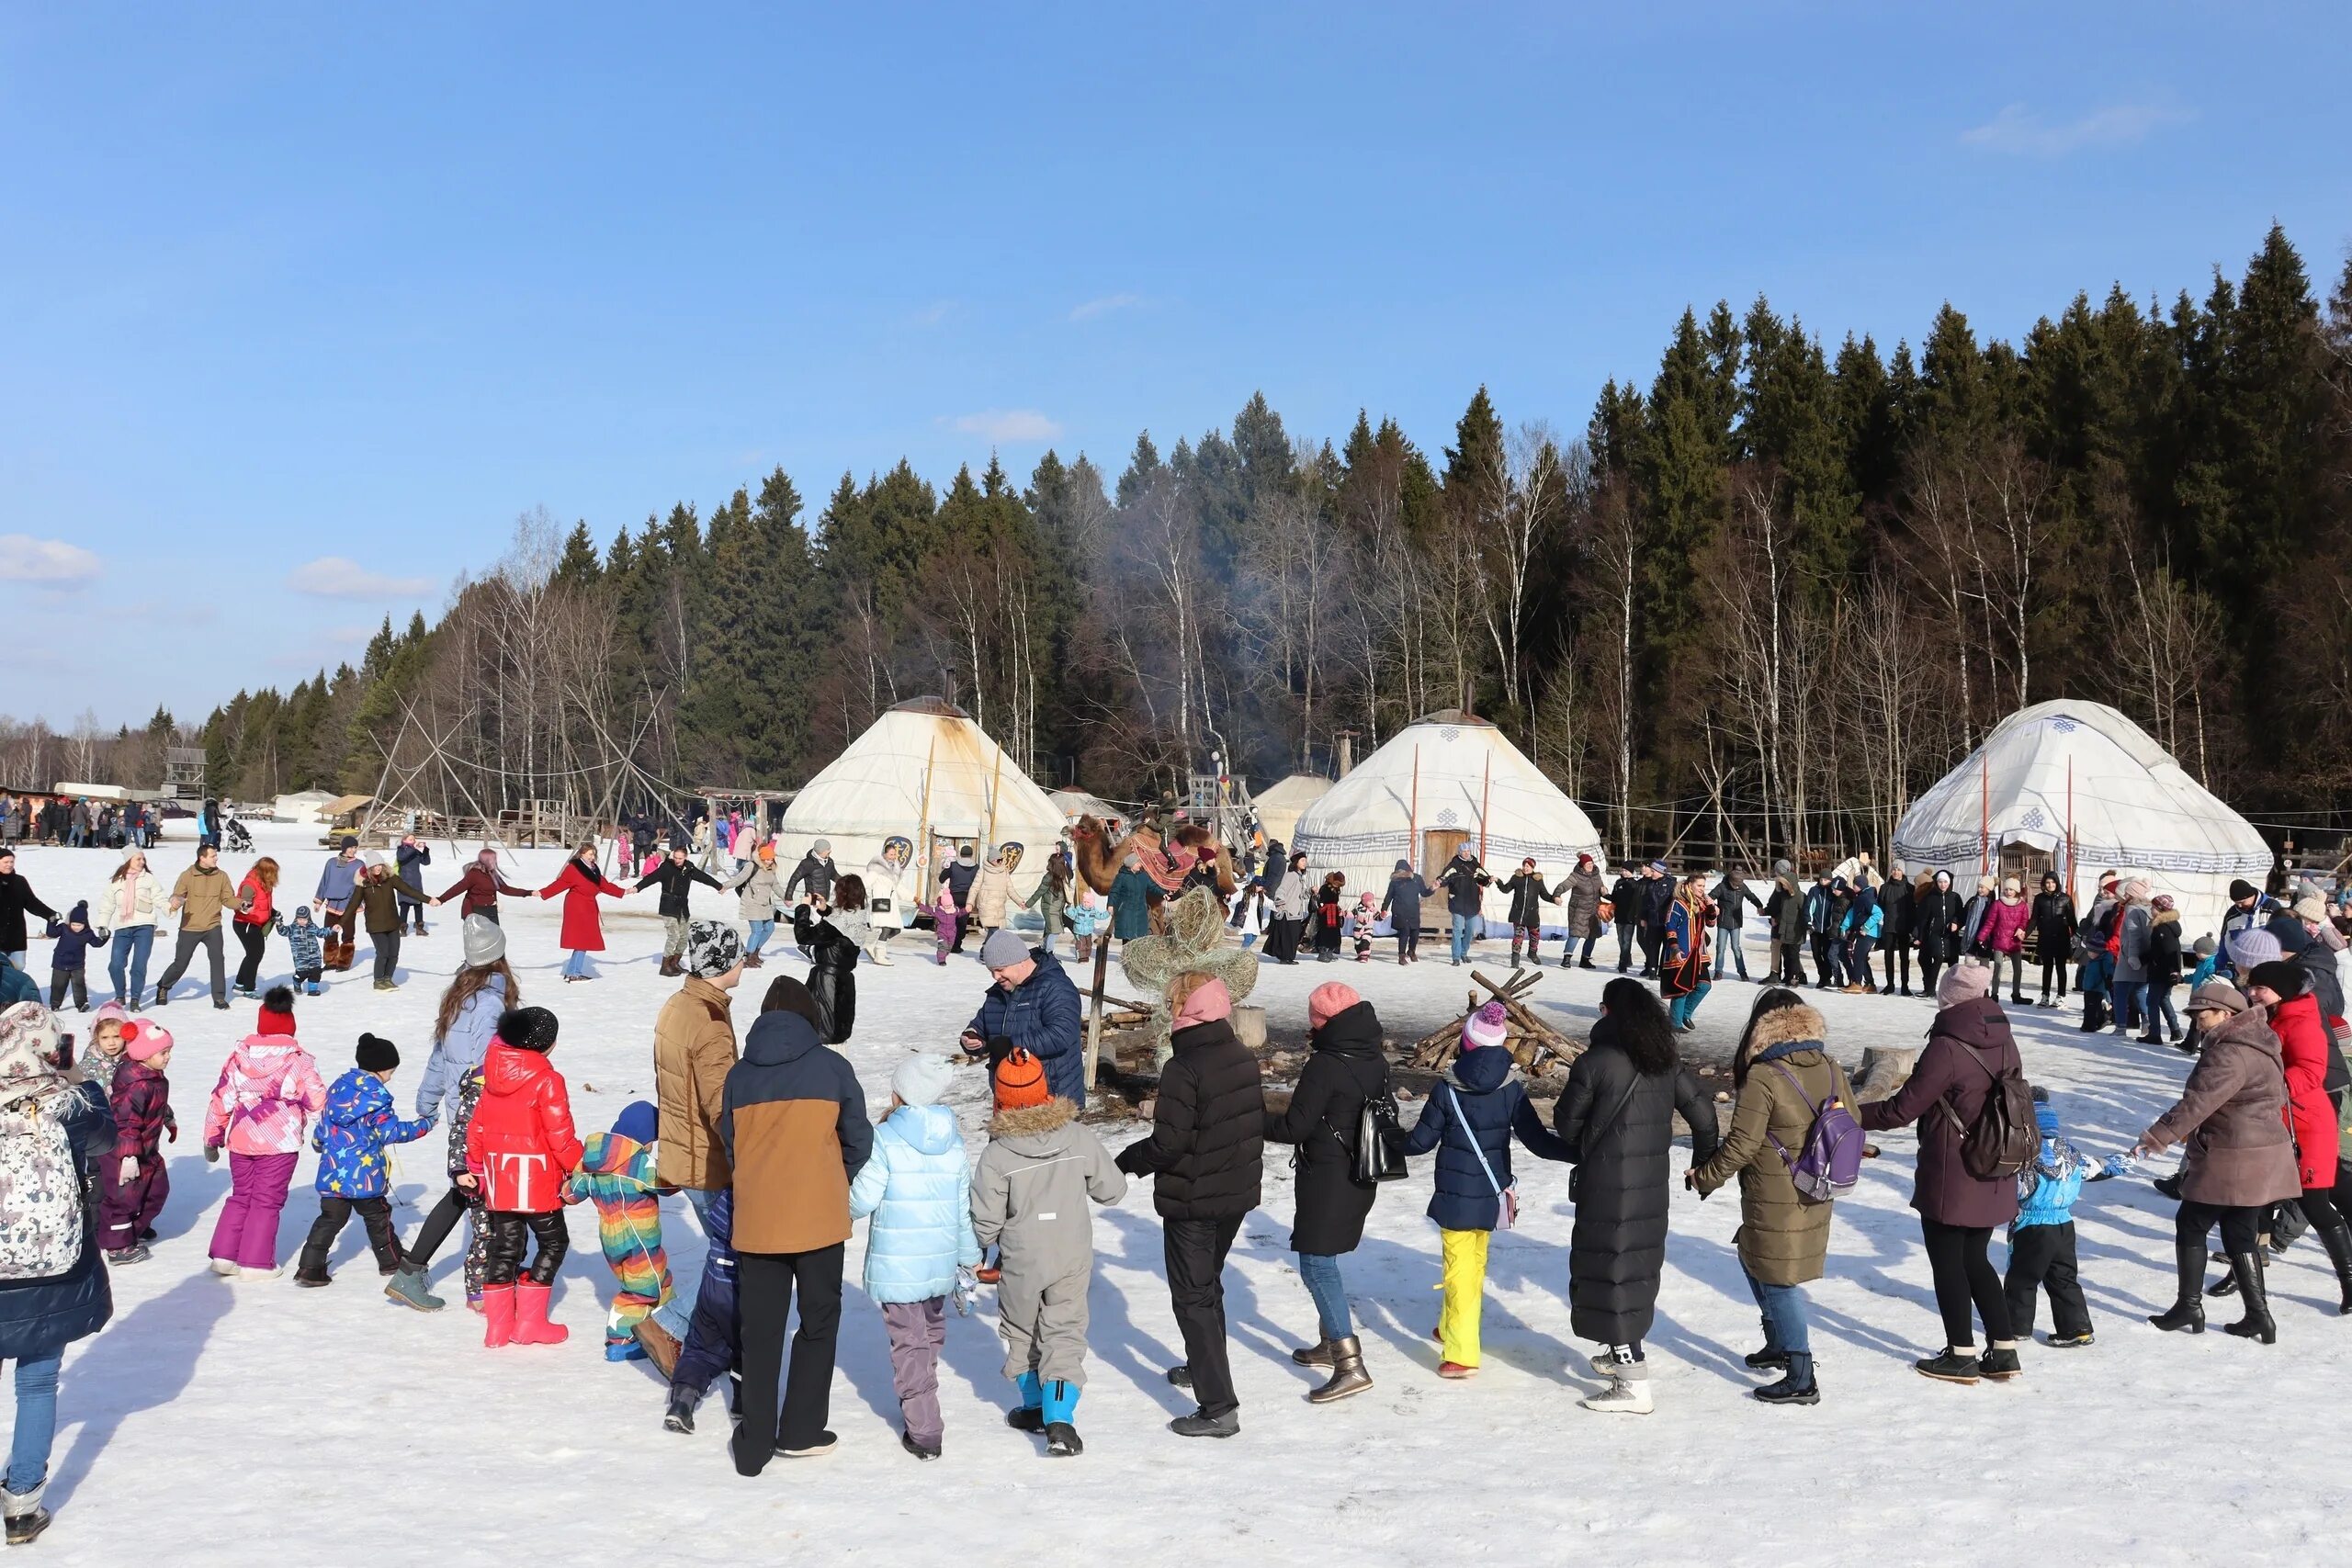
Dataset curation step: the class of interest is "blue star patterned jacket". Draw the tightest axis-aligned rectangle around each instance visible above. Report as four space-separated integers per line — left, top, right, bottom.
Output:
312 1068 434 1198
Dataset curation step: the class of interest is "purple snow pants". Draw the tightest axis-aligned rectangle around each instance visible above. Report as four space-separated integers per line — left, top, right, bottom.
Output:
208 1151 300 1269
883 1297 946 1448
98 1156 169 1253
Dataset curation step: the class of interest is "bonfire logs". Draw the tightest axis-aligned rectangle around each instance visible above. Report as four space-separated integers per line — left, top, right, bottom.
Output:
1408 967 1580 1077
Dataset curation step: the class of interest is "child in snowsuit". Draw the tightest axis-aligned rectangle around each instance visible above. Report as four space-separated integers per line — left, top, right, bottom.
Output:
2005 1087 2129 1347
202 989 326 1276
850 1053 983 1461
2179 936 2220 1054
664 1186 741 1433
970 1047 1125 1457
563 1100 678 1366
465 1006 583 1348
1399 1003 1573 1376
932 879 961 965
75 1003 128 1091
98 1019 176 1261
1066 889 1106 964
43 901 99 1012
296 1033 435 1285
1350 892 1379 962
276 907 326 996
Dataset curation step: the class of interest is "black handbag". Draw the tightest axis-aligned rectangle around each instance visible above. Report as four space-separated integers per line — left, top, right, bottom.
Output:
1351 1089 1408 1186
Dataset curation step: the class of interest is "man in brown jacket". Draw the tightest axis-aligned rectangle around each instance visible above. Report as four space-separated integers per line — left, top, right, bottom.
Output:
653 919 743 1337
154 844 236 1009
718 1003 872 1476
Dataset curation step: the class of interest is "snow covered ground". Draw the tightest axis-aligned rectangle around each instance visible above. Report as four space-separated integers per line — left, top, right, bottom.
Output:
10 824 2348 1564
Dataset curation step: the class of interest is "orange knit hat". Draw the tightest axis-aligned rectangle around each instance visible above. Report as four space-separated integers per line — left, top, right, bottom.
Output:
993 1048 1051 1110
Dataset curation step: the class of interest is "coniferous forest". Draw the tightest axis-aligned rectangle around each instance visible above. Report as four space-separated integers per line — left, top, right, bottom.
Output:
21 225 2350 863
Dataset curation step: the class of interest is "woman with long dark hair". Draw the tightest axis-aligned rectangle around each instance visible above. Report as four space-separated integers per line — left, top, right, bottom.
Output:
1688 987 1853 1404
791 874 869 1043
1553 977 1718 1413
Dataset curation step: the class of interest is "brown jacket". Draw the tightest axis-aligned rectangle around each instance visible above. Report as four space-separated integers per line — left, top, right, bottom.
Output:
1690 1005 1850 1286
653 976 738 1190
171 865 237 931
2143 1006 2301 1208
720 1010 873 1254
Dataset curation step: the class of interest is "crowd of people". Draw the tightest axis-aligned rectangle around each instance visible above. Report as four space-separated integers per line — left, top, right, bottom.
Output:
1 815 2348 1540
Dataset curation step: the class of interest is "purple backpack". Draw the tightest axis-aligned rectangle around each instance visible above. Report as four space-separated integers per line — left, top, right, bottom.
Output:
1764 1061 1863 1203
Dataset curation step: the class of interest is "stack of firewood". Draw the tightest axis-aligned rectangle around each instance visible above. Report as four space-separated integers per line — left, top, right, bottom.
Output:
1407 967 1582 1078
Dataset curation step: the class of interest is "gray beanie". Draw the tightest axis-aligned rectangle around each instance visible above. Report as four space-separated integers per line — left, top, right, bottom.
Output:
461 914 506 968
813 839 831 855
892 1052 956 1108
685 919 743 979
979 929 1031 969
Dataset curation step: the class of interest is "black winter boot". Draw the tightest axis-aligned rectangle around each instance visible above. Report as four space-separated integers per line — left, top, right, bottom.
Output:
2150 1232 2207 1333
2315 1219 2352 1316
2222 1250 2277 1343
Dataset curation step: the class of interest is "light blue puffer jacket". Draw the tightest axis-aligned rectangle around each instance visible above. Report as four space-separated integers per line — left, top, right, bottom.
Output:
849 1105 983 1303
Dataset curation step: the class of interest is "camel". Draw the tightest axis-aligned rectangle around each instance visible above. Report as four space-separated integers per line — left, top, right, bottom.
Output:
1070 814 1238 898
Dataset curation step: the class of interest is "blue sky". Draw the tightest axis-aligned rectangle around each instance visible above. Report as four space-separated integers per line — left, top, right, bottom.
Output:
3 2 2346 728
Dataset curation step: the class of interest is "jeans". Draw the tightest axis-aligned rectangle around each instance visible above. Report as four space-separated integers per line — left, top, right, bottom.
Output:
564 949 596 979
372 928 401 983
1845 934 1875 987
1668 978 1712 1029
1240 932 1258 950
745 918 775 956
2143 982 2179 1040
670 1187 717 1319
1295 1251 1352 1339
1744 1266 1812 1364
1614 921 1637 972
2109 978 2144 1034
107 925 154 1001
1713 928 1748 978
1449 913 1476 963
1810 933 1840 987
6 1352 62 1495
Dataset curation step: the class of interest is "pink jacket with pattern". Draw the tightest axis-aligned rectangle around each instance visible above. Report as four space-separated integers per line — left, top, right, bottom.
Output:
202 1034 329 1156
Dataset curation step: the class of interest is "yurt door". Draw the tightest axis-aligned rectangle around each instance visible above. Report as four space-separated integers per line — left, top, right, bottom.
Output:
1424 829 1469 885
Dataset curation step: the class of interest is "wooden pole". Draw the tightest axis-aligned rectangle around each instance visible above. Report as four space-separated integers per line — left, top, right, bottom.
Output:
1408 744 1420 873
914 733 938 903
1477 752 1492 863
1083 935 1112 1106
982 743 1004 864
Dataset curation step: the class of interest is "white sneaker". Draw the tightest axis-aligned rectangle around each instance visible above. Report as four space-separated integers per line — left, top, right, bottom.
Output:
1579 1371 1654 1415
209 1258 239 1278
1587 1348 1626 1377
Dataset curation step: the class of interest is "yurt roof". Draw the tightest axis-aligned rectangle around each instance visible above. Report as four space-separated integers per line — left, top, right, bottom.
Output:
780 698 1064 848
1892 700 2268 879
1253 774 1333 812
1293 711 1602 865
1049 787 1122 822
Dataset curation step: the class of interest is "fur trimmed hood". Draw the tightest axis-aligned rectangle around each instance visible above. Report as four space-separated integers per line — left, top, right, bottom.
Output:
989 1097 1078 1141
1746 1004 1827 1054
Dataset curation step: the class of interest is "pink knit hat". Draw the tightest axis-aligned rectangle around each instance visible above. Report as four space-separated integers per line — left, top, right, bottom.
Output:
1937 961 1996 1010
1307 982 1361 1030
122 1019 174 1063
1463 1001 1510 1052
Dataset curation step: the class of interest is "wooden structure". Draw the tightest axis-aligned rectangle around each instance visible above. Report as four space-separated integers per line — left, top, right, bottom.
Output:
1407 967 1580 1078
161 747 207 799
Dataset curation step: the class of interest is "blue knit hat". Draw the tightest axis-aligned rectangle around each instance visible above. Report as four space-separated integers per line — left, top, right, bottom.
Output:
2030 1084 2057 1137
613 1100 658 1145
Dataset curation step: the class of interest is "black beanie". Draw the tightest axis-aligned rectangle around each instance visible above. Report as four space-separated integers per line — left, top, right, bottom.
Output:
2230 879 2259 902
356 1032 399 1072
497 1006 559 1052
2247 961 2307 1000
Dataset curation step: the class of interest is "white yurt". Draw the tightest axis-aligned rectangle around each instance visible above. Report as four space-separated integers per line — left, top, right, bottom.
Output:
1293 710 1604 929
1891 699 2269 944
1252 773 1331 851
1048 787 1125 833
776 697 1067 919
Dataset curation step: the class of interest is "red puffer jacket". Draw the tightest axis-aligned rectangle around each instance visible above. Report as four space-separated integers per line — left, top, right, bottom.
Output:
1983 897 2031 955
2269 992 2340 1189
464 1043 583 1212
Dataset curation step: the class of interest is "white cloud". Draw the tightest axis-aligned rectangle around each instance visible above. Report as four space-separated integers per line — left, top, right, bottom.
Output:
944 410 1063 442
1961 101 2189 157
1069 291 1141 321
0 534 102 588
285 556 435 600
904 300 955 328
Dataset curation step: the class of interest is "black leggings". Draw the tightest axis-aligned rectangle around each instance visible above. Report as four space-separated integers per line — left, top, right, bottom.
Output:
234 921 270 992
2039 956 2068 1001
1882 942 1910 992
483 1209 568 1286
2177 1201 2261 1255
1919 953 1944 996
1919 1218 2012 1349
2298 1187 2346 1233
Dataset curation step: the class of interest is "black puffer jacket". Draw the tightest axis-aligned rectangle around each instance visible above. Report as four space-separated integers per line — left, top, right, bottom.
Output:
790 905 859 1043
1498 871 1555 928
1878 876 1915 942
1914 885 1965 963
636 857 722 919
1116 1018 1264 1219
1263 1000 1388 1256
1552 1016 1720 1346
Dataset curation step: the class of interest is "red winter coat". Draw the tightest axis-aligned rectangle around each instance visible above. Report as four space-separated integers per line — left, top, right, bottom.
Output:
1983 897 2030 955
540 860 623 951
464 1043 583 1213
233 872 275 929
2270 992 2339 1190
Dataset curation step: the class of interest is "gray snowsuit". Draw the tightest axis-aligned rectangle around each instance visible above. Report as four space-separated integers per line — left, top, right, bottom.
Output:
970 1098 1125 1387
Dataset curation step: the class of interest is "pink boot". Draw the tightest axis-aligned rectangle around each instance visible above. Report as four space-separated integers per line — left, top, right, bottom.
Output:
481 1284 517 1348
512 1281 569 1345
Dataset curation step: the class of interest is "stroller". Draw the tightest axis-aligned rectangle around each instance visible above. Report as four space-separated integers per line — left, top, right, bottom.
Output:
222 817 255 853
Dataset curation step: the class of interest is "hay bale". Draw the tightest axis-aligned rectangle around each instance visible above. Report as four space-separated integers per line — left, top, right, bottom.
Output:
1853 1045 1918 1104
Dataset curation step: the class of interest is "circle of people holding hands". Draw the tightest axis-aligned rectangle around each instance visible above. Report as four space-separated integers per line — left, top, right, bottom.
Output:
0 821 2347 1540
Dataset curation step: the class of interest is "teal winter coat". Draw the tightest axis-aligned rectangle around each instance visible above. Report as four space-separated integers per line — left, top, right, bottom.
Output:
848 1104 983 1303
